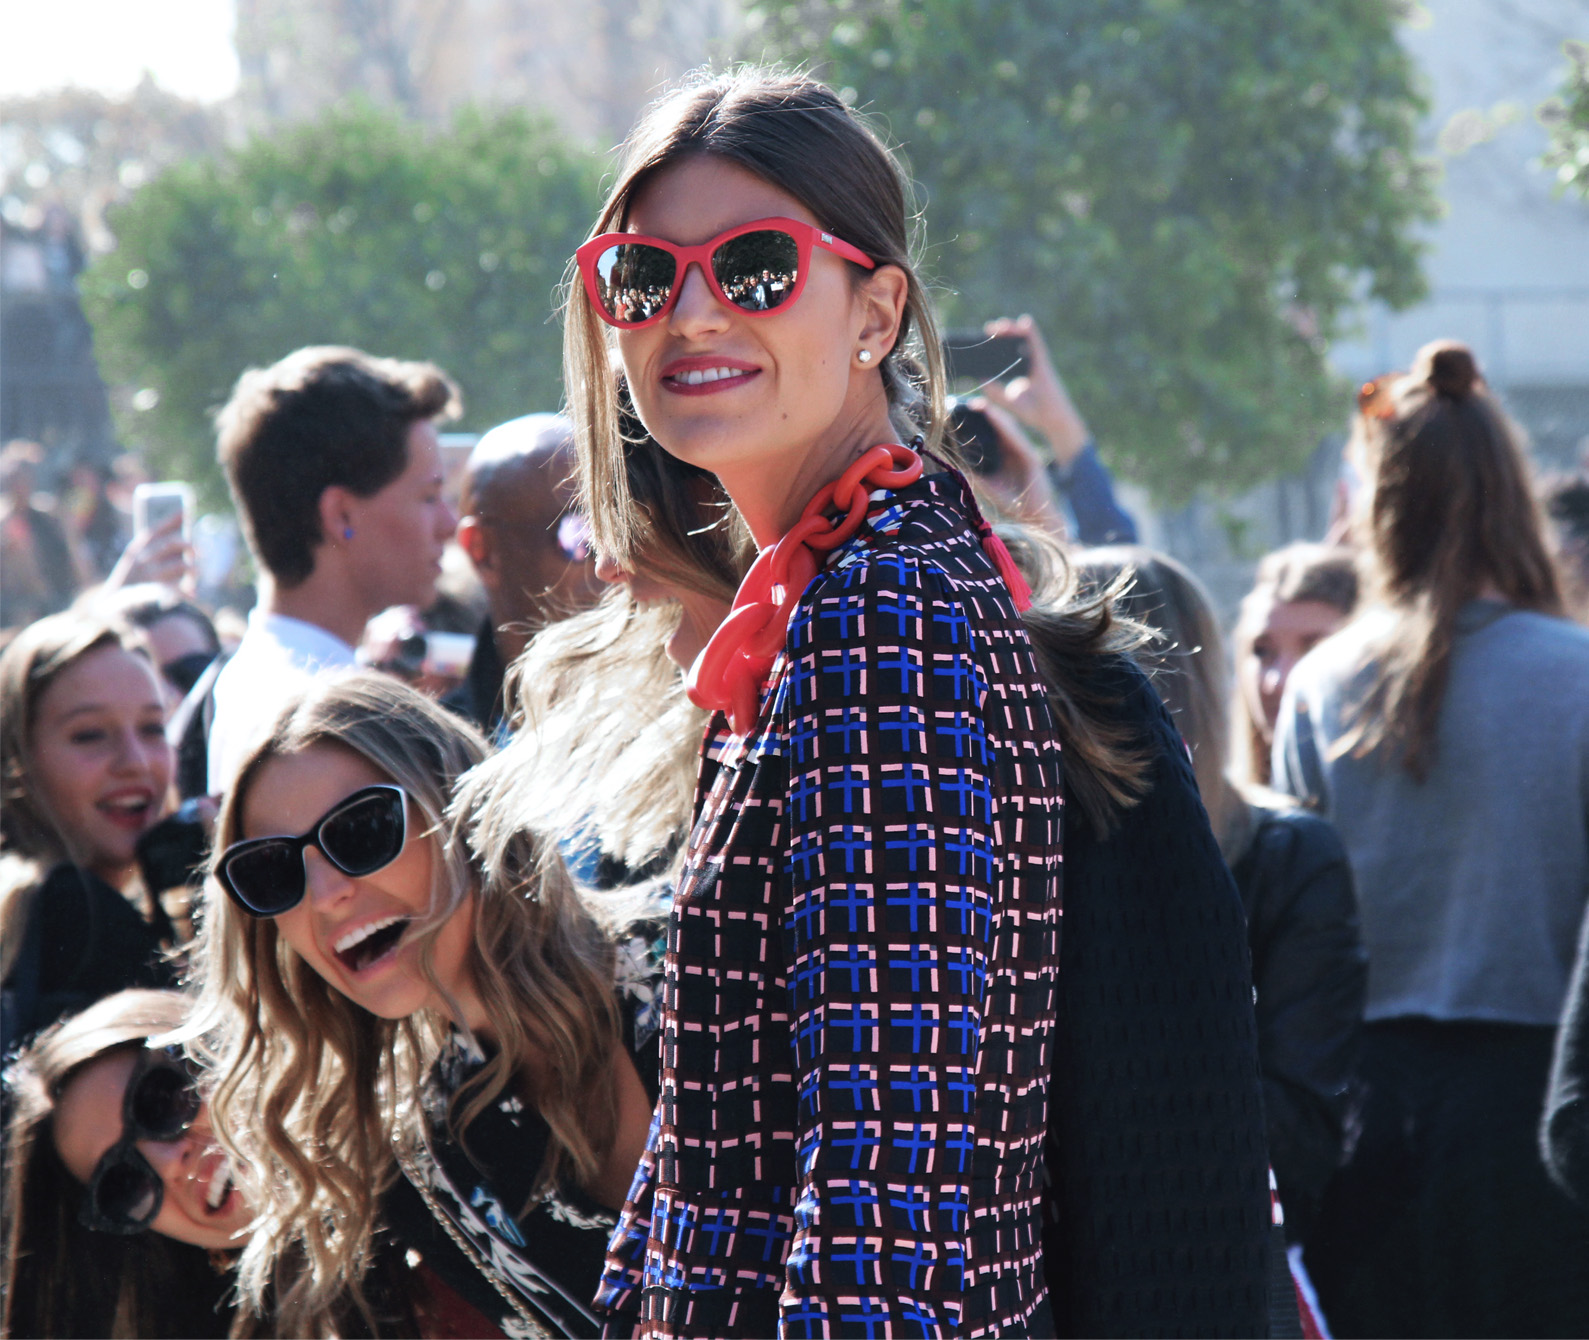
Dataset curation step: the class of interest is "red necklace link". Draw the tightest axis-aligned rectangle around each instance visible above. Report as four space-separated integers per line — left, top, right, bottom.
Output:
686 442 923 732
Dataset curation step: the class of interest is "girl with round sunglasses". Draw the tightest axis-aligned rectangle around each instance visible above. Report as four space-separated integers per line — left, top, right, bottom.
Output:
1 989 248 1339
189 673 657 1338
565 69 1070 1339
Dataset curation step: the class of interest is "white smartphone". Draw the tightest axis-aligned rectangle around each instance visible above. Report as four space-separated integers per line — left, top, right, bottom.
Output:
132 482 194 541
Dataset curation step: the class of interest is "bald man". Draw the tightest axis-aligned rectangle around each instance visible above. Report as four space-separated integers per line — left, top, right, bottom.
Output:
446 414 600 736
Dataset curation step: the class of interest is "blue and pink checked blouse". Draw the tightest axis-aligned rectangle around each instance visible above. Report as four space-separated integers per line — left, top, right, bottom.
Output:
598 471 1065 1338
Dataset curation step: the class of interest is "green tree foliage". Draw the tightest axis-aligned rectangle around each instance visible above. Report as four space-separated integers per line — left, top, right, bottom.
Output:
1541 39 1589 199
745 0 1438 501
79 104 600 507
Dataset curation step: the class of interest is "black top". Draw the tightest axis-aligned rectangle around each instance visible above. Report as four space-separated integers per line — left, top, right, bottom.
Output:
1044 656 1275 1338
3 862 176 1048
1544 903 1589 1203
1230 801 1367 1244
441 615 507 741
381 926 665 1338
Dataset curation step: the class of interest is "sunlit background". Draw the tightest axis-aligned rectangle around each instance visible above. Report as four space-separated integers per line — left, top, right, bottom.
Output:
3 0 1585 608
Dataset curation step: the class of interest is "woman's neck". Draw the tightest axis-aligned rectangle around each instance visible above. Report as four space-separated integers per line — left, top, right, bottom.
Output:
720 395 900 548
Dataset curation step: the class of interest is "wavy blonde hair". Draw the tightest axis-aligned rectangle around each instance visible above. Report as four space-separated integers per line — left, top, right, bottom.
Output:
186 674 621 1337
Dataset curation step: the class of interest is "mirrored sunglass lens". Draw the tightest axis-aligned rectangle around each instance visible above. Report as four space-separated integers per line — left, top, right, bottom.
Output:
713 230 801 313
321 792 405 876
97 1159 160 1226
224 841 303 914
595 242 676 324
129 1064 200 1137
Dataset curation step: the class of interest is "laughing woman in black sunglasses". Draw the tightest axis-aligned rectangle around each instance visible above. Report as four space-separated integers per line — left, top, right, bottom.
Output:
1 989 246 1339
188 673 657 1339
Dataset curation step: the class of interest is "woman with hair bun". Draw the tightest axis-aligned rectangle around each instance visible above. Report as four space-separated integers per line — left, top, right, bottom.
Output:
1273 340 1589 1336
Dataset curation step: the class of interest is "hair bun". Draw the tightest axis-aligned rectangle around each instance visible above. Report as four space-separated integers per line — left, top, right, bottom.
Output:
1413 339 1481 399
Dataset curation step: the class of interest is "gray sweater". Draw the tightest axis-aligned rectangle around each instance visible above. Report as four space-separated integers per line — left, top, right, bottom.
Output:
1273 600 1589 1025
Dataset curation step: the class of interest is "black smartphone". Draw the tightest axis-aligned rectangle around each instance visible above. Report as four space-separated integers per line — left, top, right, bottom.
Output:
942 330 1028 384
947 397 1004 475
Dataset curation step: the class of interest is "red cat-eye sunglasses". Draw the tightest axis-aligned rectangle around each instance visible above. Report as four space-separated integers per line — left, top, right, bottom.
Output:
575 216 875 330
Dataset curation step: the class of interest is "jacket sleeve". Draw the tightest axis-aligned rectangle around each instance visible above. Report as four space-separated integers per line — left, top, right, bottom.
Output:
1243 810 1368 1241
1046 443 1139 546
777 555 996 1338
1543 899 1589 1203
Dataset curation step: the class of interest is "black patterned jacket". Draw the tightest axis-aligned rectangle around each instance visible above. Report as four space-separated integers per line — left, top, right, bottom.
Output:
599 472 1064 1338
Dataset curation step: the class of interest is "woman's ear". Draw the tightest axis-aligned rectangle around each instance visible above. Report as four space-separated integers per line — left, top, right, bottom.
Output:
855 264 909 362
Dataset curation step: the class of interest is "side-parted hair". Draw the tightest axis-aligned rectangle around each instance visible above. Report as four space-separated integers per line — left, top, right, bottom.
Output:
216 346 460 588
1344 340 1562 779
188 675 620 1337
1233 543 1358 785
565 66 949 567
1 990 233 1340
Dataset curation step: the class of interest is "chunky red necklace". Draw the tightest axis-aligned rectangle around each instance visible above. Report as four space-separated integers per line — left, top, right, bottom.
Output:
685 441 1032 734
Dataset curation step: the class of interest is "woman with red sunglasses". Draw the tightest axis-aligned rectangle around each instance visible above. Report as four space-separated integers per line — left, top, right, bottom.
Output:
566 69 1069 1340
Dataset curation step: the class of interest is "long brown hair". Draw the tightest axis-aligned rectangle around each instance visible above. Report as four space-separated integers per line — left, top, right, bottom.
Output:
188 675 621 1337
1071 547 1243 849
565 66 949 567
484 420 744 881
1 990 232 1340
1344 340 1562 779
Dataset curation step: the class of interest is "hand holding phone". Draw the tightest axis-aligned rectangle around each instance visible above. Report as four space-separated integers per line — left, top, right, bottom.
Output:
943 330 1030 384
975 316 1091 465
111 483 197 592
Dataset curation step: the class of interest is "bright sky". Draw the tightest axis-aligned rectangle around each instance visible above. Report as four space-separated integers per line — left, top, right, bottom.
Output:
0 0 239 103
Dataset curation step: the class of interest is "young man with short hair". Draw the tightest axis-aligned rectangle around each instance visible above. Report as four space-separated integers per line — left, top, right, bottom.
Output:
207 346 459 792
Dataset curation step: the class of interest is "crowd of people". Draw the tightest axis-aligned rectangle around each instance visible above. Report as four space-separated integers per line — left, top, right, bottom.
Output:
2 65 1588 1340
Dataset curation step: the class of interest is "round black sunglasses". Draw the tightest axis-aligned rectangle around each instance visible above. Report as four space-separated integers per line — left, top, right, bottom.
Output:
79 1046 202 1235
215 784 409 918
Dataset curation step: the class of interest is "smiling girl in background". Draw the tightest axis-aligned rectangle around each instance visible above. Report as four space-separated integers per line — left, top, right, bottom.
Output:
1 613 181 1051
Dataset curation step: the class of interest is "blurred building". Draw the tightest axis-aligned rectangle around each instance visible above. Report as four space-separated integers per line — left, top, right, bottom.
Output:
1332 0 1589 468
1154 0 1589 616
232 0 742 145
0 207 117 469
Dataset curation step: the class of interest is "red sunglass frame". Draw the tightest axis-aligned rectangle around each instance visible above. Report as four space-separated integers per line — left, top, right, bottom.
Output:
575 216 876 330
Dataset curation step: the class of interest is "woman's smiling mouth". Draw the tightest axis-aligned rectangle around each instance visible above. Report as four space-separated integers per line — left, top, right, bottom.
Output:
331 914 412 974
660 355 760 396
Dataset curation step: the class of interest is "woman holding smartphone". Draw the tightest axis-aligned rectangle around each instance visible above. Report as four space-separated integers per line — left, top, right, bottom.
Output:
567 69 1065 1338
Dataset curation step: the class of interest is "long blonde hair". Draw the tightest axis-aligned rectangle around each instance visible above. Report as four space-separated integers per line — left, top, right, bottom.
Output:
188 674 621 1337
565 65 949 567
